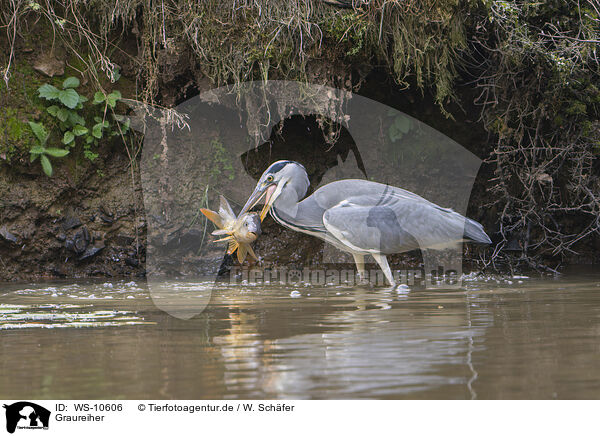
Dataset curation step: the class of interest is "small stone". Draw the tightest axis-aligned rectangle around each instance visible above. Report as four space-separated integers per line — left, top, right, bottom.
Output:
99 214 114 224
33 53 65 77
61 216 82 231
0 226 17 243
50 266 67 277
535 172 553 183
98 205 114 218
125 257 139 267
114 234 135 246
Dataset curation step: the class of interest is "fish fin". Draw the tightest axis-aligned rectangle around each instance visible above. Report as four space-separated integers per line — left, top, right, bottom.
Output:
211 229 231 235
218 195 237 222
246 244 258 260
236 243 248 263
214 236 233 243
200 208 223 228
227 240 239 255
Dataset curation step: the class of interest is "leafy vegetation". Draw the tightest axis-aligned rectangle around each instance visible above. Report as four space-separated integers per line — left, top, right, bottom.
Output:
27 121 69 177
29 76 129 174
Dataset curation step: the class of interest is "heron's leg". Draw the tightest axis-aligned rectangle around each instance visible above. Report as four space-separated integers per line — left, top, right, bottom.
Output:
372 253 396 287
352 253 367 284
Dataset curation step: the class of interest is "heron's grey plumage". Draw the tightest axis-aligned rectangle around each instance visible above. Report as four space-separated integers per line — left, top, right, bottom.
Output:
243 161 491 286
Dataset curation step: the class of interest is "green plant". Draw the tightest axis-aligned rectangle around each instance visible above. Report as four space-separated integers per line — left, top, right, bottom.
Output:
27 122 69 176
388 114 410 143
209 138 235 180
33 76 130 170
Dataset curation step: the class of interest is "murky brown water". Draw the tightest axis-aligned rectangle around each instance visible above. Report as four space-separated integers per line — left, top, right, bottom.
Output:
1 270 600 399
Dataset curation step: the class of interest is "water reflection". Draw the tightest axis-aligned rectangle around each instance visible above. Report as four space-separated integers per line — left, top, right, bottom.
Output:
1 274 600 399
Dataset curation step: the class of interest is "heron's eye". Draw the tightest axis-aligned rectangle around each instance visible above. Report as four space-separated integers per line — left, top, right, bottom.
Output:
266 175 274 182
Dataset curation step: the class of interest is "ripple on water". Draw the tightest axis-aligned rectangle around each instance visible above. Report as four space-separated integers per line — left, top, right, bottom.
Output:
1 281 153 330
0 305 155 329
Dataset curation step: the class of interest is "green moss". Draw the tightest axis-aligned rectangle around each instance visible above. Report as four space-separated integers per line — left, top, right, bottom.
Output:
321 11 371 57
5 109 26 142
565 101 587 117
0 65 41 161
208 138 235 181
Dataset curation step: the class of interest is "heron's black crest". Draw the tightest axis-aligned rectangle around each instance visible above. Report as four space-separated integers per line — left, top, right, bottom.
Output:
265 160 305 175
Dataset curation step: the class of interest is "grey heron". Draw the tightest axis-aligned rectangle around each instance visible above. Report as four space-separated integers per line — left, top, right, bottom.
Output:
240 160 491 286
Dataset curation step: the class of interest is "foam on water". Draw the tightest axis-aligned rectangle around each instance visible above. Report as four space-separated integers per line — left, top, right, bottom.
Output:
0 280 152 330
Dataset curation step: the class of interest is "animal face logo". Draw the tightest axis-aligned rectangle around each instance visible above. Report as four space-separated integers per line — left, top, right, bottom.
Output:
3 402 50 434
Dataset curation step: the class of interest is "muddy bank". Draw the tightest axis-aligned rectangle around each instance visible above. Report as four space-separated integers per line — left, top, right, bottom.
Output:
0 145 145 281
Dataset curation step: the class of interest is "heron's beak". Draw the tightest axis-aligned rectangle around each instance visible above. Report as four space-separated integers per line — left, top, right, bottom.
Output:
240 183 277 221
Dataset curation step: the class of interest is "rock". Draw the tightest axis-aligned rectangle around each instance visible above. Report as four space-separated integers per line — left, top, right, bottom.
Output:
91 268 112 276
33 53 65 77
98 206 115 224
61 216 82 231
0 226 17 243
99 205 114 218
65 226 91 254
79 244 105 261
113 234 135 246
504 239 522 251
535 172 553 183
99 214 114 224
56 233 67 242
82 226 90 242
125 257 139 267
50 266 67 277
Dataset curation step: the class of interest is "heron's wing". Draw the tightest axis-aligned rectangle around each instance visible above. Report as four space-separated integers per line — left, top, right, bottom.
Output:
323 195 469 254
296 179 489 249
312 179 429 211
323 202 419 254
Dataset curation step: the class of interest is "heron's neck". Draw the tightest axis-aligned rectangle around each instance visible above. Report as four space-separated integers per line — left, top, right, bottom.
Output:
271 184 302 220
271 185 324 233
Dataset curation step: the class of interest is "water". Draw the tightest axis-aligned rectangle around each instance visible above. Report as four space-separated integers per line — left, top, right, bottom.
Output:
1 271 600 399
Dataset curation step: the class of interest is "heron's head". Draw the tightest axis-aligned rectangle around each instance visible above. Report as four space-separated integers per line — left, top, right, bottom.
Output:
240 160 309 220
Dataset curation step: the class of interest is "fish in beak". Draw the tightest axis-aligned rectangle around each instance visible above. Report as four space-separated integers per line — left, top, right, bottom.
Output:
200 195 262 263
240 183 277 221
